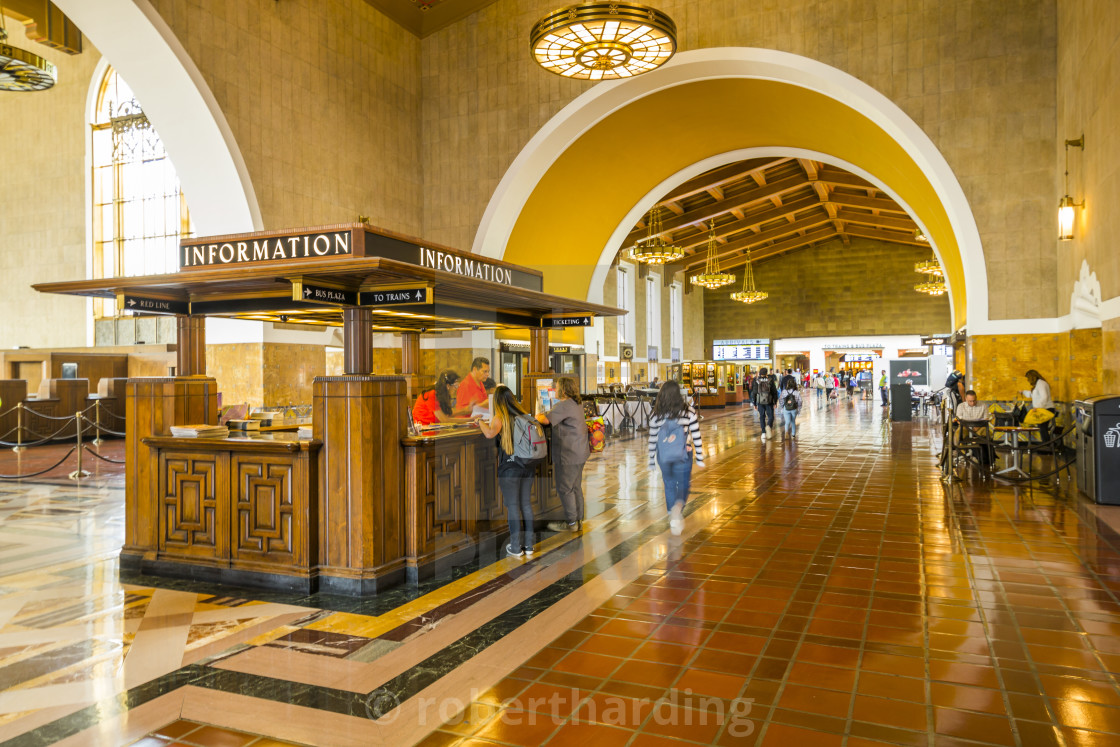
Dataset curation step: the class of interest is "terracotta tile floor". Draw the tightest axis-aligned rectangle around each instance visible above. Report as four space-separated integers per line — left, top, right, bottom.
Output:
9 399 1120 747
412 404 1120 747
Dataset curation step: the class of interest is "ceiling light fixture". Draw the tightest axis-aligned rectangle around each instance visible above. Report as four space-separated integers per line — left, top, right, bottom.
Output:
628 206 683 264
690 222 736 289
1059 135 1085 241
0 11 57 91
529 2 676 81
730 248 767 304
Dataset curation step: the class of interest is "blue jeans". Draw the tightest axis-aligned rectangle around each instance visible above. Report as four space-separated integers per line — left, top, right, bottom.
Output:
782 408 798 436
498 475 534 549
659 458 693 512
757 403 774 430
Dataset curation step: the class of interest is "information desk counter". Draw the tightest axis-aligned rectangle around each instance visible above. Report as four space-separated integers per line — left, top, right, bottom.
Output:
402 424 563 576
133 425 563 592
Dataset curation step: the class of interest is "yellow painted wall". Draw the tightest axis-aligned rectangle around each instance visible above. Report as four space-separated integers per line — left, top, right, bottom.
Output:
969 329 1102 404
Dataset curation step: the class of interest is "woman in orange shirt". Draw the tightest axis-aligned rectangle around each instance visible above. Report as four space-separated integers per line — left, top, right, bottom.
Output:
413 370 475 425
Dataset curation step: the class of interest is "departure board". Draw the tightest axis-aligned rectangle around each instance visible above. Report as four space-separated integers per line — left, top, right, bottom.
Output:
713 339 770 361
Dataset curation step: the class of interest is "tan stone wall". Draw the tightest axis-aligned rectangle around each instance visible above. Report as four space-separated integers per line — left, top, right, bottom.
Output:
969 329 1103 404
423 0 1059 319
1057 1 1120 307
0 19 101 349
207 343 264 405
149 0 423 234
262 344 326 405
703 238 951 346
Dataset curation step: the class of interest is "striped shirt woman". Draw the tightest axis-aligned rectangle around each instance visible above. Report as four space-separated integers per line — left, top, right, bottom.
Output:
647 381 705 536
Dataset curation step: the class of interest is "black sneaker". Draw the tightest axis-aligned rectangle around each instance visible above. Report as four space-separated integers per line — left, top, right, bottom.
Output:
506 544 524 558
523 544 535 556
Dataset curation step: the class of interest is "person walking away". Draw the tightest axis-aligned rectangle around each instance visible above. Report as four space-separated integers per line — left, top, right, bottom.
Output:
814 373 826 403
647 381 704 536
825 372 835 402
537 377 589 533
1021 370 1055 414
478 385 542 557
751 367 776 440
779 377 803 440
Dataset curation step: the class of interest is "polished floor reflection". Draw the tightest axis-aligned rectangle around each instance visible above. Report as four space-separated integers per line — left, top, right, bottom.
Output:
3 397 1120 746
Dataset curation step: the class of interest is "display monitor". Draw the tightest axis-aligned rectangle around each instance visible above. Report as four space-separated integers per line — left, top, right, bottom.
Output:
713 338 770 361
888 359 929 387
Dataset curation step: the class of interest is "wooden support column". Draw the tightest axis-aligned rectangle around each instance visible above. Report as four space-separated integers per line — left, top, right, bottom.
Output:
314 375 408 593
529 327 550 373
343 307 373 375
400 331 421 399
176 315 206 376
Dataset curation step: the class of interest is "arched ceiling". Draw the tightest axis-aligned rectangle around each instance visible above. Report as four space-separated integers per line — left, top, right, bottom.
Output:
622 156 930 275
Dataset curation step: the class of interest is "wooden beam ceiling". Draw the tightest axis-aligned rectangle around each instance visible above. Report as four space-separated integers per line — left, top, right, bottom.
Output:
622 156 927 271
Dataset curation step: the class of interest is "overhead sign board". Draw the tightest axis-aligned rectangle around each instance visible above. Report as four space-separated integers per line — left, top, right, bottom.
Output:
921 335 951 346
542 316 592 328
359 287 432 306
118 294 189 316
180 225 544 292
292 282 358 306
182 230 352 269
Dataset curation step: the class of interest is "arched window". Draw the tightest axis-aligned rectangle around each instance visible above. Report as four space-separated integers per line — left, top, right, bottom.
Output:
91 66 190 314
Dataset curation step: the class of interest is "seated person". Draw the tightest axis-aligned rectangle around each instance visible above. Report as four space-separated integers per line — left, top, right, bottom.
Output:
413 370 477 426
455 357 491 412
955 389 988 422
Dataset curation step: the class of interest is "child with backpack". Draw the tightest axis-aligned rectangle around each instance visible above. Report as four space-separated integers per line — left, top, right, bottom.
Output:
647 381 705 536
779 378 802 441
478 385 547 557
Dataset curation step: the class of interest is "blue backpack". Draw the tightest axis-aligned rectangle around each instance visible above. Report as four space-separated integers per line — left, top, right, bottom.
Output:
656 416 690 464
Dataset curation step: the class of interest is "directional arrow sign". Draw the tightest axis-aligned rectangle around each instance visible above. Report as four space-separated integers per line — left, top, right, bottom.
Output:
119 295 189 315
293 283 358 306
360 287 432 306
542 315 592 328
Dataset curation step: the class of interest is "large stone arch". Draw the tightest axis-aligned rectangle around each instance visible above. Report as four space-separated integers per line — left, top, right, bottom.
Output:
475 48 989 332
57 0 261 235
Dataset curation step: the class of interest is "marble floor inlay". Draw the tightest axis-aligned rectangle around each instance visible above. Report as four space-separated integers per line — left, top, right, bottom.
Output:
4 400 1120 746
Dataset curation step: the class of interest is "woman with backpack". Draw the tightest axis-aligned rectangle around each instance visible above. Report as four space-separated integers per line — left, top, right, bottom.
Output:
537 377 590 533
778 377 802 441
477 385 541 557
647 381 705 536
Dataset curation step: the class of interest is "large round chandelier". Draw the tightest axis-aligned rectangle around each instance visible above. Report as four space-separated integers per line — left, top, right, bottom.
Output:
628 206 683 264
914 257 943 277
529 2 677 81
690 223 735 289
730 249 768 304
0 28 57 91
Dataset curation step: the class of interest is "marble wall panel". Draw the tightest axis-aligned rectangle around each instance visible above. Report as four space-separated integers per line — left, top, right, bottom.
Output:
261 344 326 406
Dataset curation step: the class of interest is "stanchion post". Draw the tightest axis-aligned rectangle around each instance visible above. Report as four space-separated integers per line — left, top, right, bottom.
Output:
69 411 90 480
13 402 24 453
92 401 104 447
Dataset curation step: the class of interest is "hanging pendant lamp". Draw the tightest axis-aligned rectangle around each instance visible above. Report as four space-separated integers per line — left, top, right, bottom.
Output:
628 206 683 264
730 248 768 304
690 223 735 289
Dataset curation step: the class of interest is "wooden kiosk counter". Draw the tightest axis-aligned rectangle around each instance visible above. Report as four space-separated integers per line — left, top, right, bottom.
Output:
34 224 622 594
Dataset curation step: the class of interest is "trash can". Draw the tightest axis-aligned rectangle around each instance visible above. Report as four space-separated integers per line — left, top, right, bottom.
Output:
1075 395 1120 504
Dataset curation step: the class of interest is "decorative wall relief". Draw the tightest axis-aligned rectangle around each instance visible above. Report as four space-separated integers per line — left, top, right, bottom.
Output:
1070 259 1103 329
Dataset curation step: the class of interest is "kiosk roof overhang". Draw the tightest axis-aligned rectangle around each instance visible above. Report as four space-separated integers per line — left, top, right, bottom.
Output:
33 223 624 333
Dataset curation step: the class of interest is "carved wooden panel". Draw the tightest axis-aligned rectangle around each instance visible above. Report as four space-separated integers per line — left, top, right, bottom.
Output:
159 451 228 559
473 440 502 523
420 448 465 553
231 455 298 566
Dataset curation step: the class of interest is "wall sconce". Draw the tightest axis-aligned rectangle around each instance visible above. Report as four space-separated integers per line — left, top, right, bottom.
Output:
1059 135 1084 241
